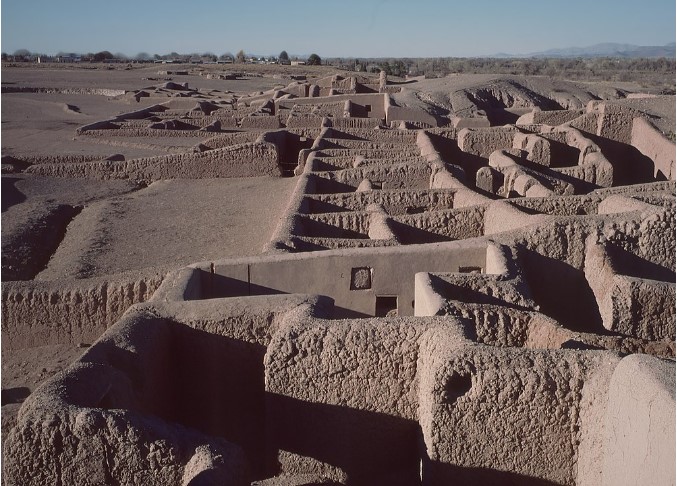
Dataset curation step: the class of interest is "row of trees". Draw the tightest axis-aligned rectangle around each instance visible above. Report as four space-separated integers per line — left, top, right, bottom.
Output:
324 56 675 84
3 48 323 65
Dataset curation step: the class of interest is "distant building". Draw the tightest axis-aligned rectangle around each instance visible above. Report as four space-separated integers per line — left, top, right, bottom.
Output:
291 60 306 66
56 54 81 63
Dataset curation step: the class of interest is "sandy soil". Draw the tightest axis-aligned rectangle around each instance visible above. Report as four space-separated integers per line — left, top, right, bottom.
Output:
1 344 86 438
1 91 185 160
35 176 297 280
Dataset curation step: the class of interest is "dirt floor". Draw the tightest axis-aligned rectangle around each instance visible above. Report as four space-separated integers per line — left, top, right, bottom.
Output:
35 176 296 280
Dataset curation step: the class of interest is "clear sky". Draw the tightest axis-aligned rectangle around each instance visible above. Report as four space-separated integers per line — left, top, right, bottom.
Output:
1 0 675 58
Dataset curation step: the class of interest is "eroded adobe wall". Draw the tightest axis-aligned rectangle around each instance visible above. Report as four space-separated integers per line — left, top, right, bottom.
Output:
1 269 165 350
277 93 388 120
418 328 622 486
26 142 280 182
207 243 488 317
265 314 461 484
599 354 675 486
631 117 676 180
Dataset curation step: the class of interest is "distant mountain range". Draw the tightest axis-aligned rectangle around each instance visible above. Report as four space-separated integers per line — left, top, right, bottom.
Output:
492 42 676 59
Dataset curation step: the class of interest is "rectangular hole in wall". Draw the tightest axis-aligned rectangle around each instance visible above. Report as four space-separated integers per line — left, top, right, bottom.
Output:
365 104 372 113
375 295 398 317
459 266 483 274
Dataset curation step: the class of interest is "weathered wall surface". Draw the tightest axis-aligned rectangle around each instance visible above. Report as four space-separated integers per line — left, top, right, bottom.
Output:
26 142 280 182
600 354 675 486
516 109 584 126
457 127 518 158
304 189 455 215
631 116 676 181
1 269 165 350
277 93 388 120
208 243 488 317
265 315 462 484
418 329 621 486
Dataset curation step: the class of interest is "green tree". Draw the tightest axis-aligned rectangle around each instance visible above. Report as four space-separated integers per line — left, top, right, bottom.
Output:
279 50 289 61
307 53 321 66
13 49 31 60
236 50 246 63
93 51 114 62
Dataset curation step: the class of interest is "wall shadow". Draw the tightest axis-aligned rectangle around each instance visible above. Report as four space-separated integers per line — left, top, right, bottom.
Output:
1 176 27 212
520 248 604 333
606 244 676 281
424 461 563 486
266 393 421 485
429 274 532 311
167 324 269 478
390 220 453 245
587 133 656 185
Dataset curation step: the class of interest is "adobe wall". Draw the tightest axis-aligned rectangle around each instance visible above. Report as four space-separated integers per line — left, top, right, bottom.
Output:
285 113 325 128
78 127 217 138
418 327 622 485
594 104 636 144
1 268 165 350
6 276 672 486
3 295 328 485
320 162 432 190
600 354 675 486
276 93 388 120
327 127 420 143
2 87 127 97
516 109 584 126
631 116 676 180
240 115 284 129
386 105 438 127
328 117 384 129
26 142 280 182
265 313 465 484
202 130 266 149
202 242 489 317
297 212 370 238
554 151 614 188
585 237 676 341
303 189 455 215
457 127 519 158
391 206 485 242
484 200 553 235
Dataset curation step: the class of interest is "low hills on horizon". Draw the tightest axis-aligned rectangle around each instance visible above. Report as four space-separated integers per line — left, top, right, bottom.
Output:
492 42 675 59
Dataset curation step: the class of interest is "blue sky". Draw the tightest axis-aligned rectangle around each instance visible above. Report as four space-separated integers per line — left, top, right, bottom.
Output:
1 0 675 57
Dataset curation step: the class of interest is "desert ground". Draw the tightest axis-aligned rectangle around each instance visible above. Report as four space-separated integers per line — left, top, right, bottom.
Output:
1 62 675 485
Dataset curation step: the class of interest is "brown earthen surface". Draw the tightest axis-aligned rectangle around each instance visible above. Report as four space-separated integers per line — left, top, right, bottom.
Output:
2 64 675 486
